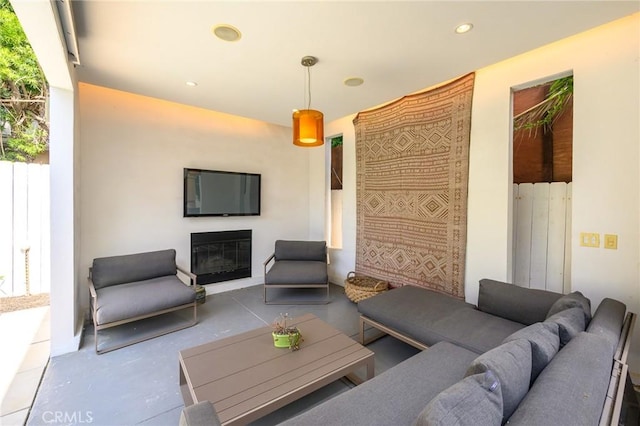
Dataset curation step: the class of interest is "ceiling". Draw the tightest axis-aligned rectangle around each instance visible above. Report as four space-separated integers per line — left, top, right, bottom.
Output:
69 1 639 128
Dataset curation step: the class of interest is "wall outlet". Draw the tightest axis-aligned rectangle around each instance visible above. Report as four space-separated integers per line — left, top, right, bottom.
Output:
604 234 618 250
580 232 600 248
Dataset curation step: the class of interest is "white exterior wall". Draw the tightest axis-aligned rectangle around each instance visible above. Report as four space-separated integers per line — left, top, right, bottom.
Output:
78 84 311 303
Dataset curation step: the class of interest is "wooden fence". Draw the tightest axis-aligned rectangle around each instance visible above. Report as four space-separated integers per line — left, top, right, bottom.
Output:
0 161 50 297
513 182 572 294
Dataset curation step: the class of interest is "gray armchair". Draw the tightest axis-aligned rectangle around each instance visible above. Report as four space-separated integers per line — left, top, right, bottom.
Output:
263 240 329 304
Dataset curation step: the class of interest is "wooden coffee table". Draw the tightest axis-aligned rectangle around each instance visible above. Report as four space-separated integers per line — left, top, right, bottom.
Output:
179 313 374 425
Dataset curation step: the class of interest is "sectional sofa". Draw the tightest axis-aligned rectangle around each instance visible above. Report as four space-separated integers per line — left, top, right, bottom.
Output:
180 279 637 425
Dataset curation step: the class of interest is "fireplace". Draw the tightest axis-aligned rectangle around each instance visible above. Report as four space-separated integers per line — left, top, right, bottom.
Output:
191 230 252 284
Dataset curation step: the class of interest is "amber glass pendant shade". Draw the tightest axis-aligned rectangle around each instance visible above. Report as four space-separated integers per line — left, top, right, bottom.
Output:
292 109 324 147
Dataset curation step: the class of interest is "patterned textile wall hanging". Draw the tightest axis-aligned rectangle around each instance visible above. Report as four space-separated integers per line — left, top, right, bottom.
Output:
353 73 475 298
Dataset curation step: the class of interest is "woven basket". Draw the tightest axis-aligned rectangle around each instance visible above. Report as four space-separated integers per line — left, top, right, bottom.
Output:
344 271 389 303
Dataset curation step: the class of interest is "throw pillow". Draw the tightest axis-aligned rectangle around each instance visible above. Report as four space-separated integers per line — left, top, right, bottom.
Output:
414 370 502 426
546 291 592 324
545 307 586 347
465 339 532 422
502 322 560 384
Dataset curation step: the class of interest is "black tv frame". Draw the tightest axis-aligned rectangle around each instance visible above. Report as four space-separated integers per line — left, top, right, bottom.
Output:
183 168 261 217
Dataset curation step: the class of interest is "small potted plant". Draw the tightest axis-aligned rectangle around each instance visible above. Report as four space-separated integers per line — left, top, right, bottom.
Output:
272 313 302 351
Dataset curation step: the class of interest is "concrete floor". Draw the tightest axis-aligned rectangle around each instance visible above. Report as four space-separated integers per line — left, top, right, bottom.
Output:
0 306 50 426
23 284 419 425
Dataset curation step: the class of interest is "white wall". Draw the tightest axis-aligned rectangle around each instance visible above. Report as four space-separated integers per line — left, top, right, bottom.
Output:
78 84 311 304
323 14 640 372
321 115 357 285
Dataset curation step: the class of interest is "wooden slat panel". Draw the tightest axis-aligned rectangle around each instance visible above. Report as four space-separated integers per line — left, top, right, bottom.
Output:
514 183 533 287
530 184 550 290
12 162 28 295
563 183 573 294
545 183 567 293
0 162 13 295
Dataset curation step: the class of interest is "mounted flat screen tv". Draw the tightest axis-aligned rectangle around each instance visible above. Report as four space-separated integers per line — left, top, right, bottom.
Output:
184 168 261 217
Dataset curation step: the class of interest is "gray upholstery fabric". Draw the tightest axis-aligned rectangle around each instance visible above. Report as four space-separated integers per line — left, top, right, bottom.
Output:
281 341 479 426
586 298 626 357
465 339 532 422
179 401 221 426
358 285 475 347
274 240 326 261
264 260 327 284
430 308 525 354
91 249 177 290
503 322 560 384
414 371 502 426
546 291 592 324
94 276 195 324
477 279 562 325
544 307 585 347
507 332 612 425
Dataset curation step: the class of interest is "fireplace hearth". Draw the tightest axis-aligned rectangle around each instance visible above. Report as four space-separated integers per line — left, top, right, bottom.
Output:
191 230 252 284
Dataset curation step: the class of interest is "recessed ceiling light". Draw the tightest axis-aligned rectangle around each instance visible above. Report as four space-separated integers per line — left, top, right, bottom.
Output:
186 81 198 87
212 24 242 42
455 23 473 34
344 77 364 87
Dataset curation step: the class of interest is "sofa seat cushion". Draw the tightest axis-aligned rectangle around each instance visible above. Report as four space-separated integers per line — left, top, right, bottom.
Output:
507 332 612 426
94 276 196 325
280 341 479 426
586 298 626 358
465 339 532 422
91 249 177 290
502 322 560 384
478 279 562 325
264 260 328 284
414 371 502 426
358 285 476 346
430 309 525 354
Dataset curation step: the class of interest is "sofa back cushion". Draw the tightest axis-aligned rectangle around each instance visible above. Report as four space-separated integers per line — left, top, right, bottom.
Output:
546 291 591 324
544 307 585 347
507 332 612 426
92 249 177 289
465 339 532 423
502 322 560 384
274 240 326 261
477 279 562 325
414 370 502 426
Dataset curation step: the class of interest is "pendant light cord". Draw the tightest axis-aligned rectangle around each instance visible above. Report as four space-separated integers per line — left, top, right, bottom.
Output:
307 65 312 110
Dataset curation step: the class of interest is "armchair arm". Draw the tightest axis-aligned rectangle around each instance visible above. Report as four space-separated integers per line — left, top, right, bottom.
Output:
177 265 197 286
263 253 275 276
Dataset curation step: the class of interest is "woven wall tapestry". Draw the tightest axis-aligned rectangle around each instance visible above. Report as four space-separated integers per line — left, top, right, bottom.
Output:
353 73 475 298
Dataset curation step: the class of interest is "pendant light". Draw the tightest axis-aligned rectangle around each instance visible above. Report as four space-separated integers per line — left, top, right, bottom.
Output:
293 56 324 147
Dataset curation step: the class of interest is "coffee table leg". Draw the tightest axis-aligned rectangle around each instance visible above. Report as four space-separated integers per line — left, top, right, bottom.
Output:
365 356 374 380
345 356 375 385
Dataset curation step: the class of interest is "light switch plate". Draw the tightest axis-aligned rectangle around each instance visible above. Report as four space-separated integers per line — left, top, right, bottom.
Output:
604 234 618 250
580 232 600 248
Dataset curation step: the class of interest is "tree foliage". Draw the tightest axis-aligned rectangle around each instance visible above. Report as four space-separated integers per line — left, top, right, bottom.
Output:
0 0 48 162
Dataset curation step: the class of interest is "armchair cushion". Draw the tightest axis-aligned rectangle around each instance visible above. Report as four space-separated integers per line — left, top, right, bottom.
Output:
92 249 177 289
265 261 328 285
274 240 326 261
94 276 195 324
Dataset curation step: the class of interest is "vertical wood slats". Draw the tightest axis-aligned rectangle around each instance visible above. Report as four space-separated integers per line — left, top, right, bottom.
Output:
0 161 50 297
513 182 572 293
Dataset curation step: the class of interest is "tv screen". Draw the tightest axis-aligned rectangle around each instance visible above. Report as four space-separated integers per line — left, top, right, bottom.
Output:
184 168 261 217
